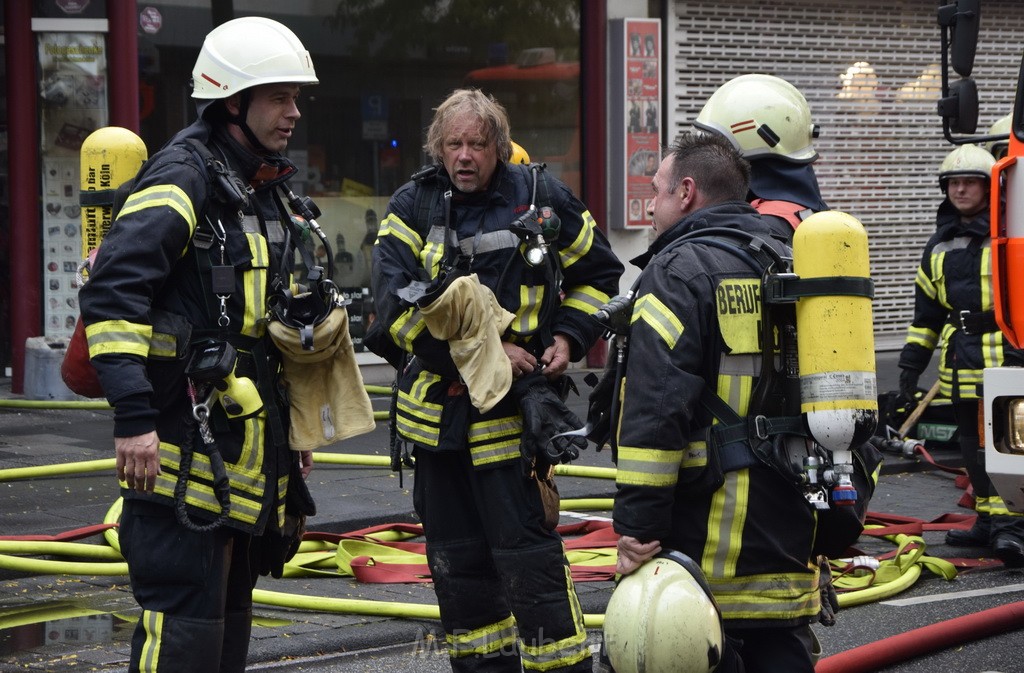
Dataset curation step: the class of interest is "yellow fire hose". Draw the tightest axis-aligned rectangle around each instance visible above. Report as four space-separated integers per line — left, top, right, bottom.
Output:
0 392 950 629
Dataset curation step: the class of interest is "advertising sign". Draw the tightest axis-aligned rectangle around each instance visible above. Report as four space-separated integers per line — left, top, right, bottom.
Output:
609 18 661 230
37 31 108 338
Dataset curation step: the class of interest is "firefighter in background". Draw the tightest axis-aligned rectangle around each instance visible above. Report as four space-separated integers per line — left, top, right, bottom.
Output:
694 73 828 241
370 89 623 672
898 144 1024 566
986 113 1012 161
611 132 820 673
79 18 318 671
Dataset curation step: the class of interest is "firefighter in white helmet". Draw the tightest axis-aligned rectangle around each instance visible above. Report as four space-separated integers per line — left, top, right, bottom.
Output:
694 74 828 241
601 551 724 673
80 17 323 672
986 113 1012 160
898 143 1024 566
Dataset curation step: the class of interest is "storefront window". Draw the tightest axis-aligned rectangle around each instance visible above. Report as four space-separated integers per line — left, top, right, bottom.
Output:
136 0 582 353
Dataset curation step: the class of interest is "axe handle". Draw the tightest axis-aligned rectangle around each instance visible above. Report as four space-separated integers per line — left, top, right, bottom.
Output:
899 378 942 439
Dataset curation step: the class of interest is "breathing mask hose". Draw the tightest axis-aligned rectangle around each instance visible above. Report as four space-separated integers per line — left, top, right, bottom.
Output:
281 185 334 280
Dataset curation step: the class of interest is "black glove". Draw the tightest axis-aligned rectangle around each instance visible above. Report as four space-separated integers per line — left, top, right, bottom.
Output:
897 368 921 411
584 368 616 449
512 371 588 468
817 556 840 627
254 458 316 579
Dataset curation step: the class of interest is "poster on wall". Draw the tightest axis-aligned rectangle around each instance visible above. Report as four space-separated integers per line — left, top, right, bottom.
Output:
609 18 661 230
38 31 108 339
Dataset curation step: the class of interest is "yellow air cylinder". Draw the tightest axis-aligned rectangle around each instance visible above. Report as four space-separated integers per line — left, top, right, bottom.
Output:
79 127 147 258
793 211 878 476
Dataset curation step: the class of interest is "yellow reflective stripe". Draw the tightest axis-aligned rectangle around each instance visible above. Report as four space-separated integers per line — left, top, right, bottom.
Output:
468 415 520 442
153 441 265 525
615 446 681 487
392 307 428 350
561 285 610 314
85 320 152 357
978 494 1024 517
422 226 447 279
470 439 520 467
378 213 424 255
632 294 684 349
906 325 938 350
468 412 522 466
710 569 820 620
447 614 517 656
396 374 443 446
559 210 597 269
237 414 264 473
934 251 950 308
241 233 269 337
680 440 708 469
981 246 993 311
514 285 543 334
118 184 197 239
704 470 747 577
149 332 177 359
915 264 937 301
139 609 164 672
521 626 589 671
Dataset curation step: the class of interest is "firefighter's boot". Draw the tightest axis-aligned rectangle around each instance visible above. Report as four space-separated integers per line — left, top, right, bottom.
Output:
945 512 991 547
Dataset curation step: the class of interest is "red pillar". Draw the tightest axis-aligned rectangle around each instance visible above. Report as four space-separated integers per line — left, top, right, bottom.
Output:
108 1 140 132
5 2 40 393
582 0 609 369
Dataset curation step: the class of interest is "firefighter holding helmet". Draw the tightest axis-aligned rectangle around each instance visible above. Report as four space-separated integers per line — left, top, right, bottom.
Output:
898 143 1024 566
694 73 828 241
80 17 323 672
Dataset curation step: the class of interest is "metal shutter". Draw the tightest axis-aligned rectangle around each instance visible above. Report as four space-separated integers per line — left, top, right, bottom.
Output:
667 0 1024 349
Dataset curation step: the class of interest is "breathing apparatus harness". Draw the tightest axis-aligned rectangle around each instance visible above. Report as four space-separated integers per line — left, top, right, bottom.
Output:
586 226 875 514
175 140 341 532
384 162 573 477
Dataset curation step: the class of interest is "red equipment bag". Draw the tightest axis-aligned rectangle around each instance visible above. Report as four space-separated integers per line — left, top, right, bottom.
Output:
61 250 105 399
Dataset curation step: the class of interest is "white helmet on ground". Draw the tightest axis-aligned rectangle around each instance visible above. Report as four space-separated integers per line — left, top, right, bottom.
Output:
192 16 318 101
603 550 724 673
695 74 819 164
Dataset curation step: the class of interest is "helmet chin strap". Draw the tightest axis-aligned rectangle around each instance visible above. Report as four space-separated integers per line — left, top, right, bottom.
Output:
228 90 270 155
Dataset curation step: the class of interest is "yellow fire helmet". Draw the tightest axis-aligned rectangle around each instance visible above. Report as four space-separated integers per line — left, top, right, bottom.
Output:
192 16 318 101
986 113 1013 160
510 140 531 165
938 143 996 191
603 550 724 673
695 74 819 164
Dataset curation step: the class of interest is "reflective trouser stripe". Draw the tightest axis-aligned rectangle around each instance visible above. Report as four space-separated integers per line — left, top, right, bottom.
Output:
447 614 518 656
139 609 164 672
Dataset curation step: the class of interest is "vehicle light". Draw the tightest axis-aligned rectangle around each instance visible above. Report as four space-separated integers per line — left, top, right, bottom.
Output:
1009 398 1024 454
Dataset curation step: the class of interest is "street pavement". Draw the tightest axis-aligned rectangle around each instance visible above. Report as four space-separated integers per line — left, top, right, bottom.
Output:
1 351 1023 672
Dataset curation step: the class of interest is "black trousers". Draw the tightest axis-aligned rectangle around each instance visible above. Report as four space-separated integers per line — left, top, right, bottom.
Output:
718 623 817 673
119 498 257 673
953 400 1024 541
412 448 591 673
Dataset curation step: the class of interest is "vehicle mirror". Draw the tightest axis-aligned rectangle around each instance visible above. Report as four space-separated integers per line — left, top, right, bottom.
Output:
950 78 979 134
949 0 980 77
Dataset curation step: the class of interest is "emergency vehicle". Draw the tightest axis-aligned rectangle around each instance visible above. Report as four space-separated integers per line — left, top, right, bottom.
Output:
938 0 1024 512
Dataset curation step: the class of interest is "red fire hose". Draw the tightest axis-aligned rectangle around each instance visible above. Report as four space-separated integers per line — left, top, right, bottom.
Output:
816 600 1024 673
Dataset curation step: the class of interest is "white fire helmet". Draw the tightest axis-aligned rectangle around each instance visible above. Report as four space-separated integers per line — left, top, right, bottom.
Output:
985 113 1012 160
192 16 318 101
603 550 724 673
695 74 819 164
938 143 995 191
